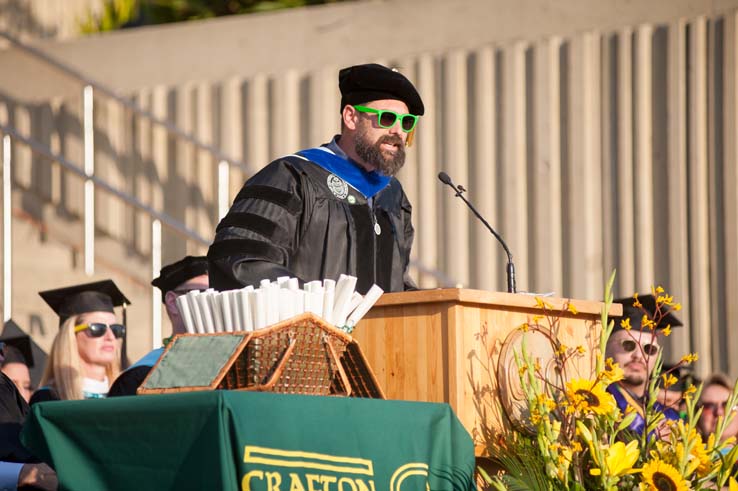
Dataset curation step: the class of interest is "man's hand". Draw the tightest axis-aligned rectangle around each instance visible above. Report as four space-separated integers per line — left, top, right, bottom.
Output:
18 463 58 491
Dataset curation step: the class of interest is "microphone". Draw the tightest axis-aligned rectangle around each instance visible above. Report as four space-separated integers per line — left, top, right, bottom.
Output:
438 171 517 293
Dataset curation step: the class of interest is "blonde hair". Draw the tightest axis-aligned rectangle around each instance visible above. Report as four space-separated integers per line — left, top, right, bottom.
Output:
39 316 121 400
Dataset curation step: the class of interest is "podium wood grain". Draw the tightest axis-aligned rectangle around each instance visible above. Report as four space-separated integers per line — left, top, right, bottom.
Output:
353 288 621 449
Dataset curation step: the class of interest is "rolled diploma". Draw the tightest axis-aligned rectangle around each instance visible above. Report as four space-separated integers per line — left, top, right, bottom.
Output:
208 293 225 332
347 291 363 315
309 285 324 317
187 290 205 333
294 289 305 315
221 291 233 332
287 277 300 291
266 283 280 326
279 288 295 321
332 274 357 327
322 279 336 324
238 289 253 332
251 288 266 329
195 293 215 333
346 284 384 328
228 290 241 331
175 294 196 334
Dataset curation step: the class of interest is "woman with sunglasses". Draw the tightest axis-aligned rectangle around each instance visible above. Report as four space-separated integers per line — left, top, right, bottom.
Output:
30 280 130 404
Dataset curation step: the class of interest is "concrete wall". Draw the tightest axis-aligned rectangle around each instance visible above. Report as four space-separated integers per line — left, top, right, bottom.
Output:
2 0 738 376
0 0 103 42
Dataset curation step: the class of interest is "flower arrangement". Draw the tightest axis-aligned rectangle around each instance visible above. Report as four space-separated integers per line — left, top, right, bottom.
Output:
479 273 738 491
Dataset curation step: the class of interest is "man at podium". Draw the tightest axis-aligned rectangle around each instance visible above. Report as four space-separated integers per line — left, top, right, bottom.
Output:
606 294 681 437
208 63 424 295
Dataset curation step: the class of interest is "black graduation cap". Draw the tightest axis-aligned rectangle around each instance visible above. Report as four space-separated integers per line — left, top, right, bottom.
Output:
610 294 683 332
151 255 208 302
0 320 33 367
39 279 131 327
339 63 425 116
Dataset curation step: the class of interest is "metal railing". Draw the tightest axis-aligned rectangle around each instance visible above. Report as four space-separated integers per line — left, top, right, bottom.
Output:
1 31 249 276
0 124 211 346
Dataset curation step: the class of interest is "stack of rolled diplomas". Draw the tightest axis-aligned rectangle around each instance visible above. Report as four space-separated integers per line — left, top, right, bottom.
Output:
175 274 383 334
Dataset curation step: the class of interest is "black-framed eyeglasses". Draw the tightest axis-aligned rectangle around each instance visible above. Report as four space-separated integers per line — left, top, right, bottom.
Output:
620 338 660 356
74 323 126 339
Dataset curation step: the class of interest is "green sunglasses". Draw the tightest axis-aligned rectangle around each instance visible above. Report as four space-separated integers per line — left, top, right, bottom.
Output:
353 105 419 132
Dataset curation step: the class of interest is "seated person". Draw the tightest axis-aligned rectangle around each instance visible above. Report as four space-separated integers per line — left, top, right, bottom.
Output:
606 294 681 437
657 364 696 420
30 280 130 403
0 344 32 404
696 372 738 445
0 342 57 490
108 256 208 397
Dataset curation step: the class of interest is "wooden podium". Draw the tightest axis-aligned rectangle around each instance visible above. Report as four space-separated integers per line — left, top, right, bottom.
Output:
353 289 619 449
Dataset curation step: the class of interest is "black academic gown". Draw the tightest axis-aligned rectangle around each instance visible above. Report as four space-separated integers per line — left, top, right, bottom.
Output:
28 387 60 406
208 154 416 294
0 372 33 462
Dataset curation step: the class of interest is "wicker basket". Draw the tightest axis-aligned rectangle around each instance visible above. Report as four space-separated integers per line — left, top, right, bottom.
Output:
138 312 384 399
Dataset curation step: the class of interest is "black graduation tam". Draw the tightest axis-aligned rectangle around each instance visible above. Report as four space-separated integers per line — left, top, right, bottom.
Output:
610 294 683 332
0 320 33 367
339 63 425 116
151 255 208 302
39 279 130 326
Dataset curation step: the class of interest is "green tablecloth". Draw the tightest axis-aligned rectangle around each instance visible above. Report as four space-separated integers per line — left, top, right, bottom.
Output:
22 391 476 491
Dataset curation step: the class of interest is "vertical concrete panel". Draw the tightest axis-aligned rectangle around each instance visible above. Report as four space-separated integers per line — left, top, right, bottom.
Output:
707 17 728 373
501 43 528 292
174 84 196 255
566 33 603 299
688 17 713 375
32 102 56 206
271 69 301 159
615 29 636 294
48 98 63 205
195 82 216 239
530 38 563 295
133 89 153 255
308 65 340 148
151 85 177 262
395 57 419 216
58 97 84 218
722 12 738 375
665 19 691 362
246 74 270 175
633 25 656 290
469 45 499 291
12 105 33 189
220 77 247 202
415 55 440 288
442 50 470 287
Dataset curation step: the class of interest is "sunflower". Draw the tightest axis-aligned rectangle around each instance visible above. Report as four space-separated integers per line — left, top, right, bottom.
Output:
641 459 689 491
565 379 617 416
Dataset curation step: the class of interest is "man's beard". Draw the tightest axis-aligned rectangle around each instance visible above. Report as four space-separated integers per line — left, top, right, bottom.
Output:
354 129 406 177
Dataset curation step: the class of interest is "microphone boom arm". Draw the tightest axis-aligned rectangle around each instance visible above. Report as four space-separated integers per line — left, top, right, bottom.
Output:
438 172 517 293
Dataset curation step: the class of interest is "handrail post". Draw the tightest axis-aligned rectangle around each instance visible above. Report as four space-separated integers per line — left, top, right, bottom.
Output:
151 219 162 349
218 159 229 221
2 135 11 322
83 85 95 275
